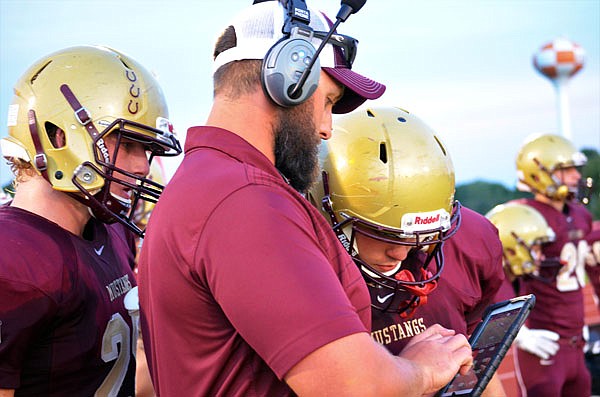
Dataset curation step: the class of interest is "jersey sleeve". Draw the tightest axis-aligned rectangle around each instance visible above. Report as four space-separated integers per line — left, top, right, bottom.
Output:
197 184 367 379
463 210 507 334
0 244 60 388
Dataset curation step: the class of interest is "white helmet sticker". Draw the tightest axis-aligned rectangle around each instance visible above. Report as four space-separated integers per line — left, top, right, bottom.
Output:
7 104 18 127
401 209 451 233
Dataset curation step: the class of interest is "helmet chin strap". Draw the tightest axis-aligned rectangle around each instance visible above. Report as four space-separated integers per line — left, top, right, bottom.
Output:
532 158 572 201
68 184 127 225
60 84 101 139
395 268 438 297
60 84 137 231
321 171 361 256
395 269 438 318
553 184 571 200
399 297 423 319
26 110 50 182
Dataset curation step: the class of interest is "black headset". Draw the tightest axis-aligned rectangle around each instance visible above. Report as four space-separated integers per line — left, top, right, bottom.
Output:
260 0 320 107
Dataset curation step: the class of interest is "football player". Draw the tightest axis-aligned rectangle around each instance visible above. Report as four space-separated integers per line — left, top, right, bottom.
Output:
486 202 556 281
585 220 600 396
486 202 563 358
509 133 593 396
0 45 180 396
310 106 507 396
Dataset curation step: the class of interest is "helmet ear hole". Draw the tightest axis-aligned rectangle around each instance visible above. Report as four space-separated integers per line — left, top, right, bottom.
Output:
379 143 387 163
45 122 66 149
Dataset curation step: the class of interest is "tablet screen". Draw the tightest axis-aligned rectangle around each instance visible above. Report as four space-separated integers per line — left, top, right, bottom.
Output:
440 306 523 396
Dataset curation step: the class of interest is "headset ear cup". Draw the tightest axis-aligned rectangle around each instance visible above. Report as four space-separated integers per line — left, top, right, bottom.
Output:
262 37 320 107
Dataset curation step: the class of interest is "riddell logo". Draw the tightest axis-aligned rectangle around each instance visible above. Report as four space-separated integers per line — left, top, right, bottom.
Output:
414 214 440 225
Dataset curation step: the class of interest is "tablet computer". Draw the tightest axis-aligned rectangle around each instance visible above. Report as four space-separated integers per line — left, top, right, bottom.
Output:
437 294 536 397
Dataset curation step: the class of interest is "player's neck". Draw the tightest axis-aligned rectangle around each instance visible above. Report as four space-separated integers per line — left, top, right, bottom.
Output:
534 193 564 212
11 175 91 236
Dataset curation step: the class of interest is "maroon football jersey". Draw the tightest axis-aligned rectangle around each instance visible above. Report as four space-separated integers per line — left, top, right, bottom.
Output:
371 206 505 355
585 228 600 311
514 198 592 337
0 205 137 396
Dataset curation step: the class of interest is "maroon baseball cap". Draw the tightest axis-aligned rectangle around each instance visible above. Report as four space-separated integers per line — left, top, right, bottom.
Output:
319 13 386 113
212 2 386 114
324 64 386 114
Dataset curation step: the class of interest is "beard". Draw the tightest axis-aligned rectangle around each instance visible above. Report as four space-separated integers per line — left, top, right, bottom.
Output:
274 100 321 193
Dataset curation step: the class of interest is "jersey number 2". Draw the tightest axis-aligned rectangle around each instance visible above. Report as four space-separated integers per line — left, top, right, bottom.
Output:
556 240 589 292
95 312 137 396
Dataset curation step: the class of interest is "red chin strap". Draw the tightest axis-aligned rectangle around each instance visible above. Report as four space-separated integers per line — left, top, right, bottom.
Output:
395 268 438 296
394 268 438 318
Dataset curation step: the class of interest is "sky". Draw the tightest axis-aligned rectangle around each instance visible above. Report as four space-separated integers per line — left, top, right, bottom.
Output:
1 0 599 189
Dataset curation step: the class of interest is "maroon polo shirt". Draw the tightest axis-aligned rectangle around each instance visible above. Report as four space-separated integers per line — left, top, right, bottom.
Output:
139 126 370 396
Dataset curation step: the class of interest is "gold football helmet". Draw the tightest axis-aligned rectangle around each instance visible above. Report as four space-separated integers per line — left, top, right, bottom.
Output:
0 45 181 235
485 203 555 277
516 133 587 201
309 106 460 315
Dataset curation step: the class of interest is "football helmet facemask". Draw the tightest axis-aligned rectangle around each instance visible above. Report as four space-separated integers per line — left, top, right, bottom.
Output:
486 203 555 277
1 45 181 236
516 133 587 202
132 158 167 232
309 107 460 316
